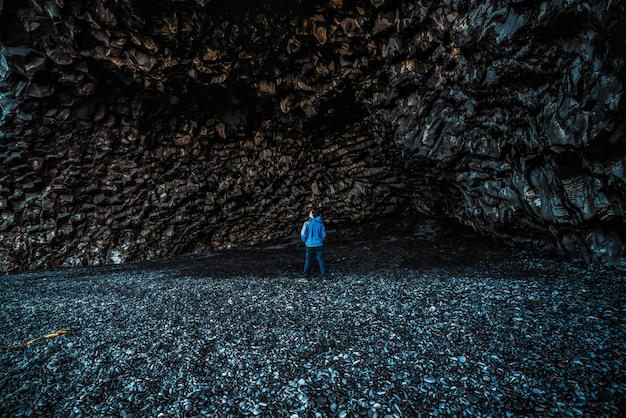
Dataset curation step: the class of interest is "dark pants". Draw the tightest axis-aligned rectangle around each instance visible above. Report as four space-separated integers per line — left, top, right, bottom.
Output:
303 246 325 277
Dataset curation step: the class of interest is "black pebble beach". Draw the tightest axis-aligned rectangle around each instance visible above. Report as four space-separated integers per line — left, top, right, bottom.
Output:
1 218 625 417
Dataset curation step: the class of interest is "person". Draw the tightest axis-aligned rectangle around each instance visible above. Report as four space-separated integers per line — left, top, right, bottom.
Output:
301 209 326 278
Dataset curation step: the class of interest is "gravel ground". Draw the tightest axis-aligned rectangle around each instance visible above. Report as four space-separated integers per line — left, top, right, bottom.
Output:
1 218 625 417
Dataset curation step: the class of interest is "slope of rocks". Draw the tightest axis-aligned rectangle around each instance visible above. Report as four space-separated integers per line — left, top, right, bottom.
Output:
0 0 625 271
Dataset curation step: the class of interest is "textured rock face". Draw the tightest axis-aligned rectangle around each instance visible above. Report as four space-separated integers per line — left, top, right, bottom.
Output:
0 0 624 271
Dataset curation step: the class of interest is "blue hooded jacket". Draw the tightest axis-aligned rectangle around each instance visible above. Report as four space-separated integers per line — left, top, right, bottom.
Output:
301 216 326 247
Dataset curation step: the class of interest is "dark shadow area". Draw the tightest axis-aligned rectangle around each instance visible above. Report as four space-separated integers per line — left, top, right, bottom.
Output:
68 216 565 281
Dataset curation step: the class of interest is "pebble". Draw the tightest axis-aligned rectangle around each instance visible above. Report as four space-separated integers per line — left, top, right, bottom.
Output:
1 222 625 417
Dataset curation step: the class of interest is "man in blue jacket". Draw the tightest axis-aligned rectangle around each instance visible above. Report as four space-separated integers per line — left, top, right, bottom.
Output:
301 209 326 278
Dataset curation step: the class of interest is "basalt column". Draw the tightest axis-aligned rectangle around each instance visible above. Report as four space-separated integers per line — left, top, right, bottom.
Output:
0 0 624 272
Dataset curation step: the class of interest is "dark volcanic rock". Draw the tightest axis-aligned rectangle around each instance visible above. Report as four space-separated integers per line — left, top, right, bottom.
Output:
0 0 624 271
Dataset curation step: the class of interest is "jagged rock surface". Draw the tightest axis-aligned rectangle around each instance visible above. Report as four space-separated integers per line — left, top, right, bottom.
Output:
0 0 624 272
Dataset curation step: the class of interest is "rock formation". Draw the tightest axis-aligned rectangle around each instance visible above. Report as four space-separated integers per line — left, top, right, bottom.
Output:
0 0 624 272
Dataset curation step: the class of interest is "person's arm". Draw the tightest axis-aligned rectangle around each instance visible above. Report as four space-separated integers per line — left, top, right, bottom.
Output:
301 221 309 243
321 223 326 242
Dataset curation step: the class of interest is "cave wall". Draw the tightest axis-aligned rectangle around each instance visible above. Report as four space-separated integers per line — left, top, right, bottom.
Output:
0 0 624 272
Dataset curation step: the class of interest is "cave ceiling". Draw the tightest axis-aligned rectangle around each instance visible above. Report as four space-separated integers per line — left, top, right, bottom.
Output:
0 0 625 271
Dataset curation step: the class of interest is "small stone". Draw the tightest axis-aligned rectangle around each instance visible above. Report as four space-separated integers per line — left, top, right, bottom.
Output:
183 400 193 412
467 393 479 404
